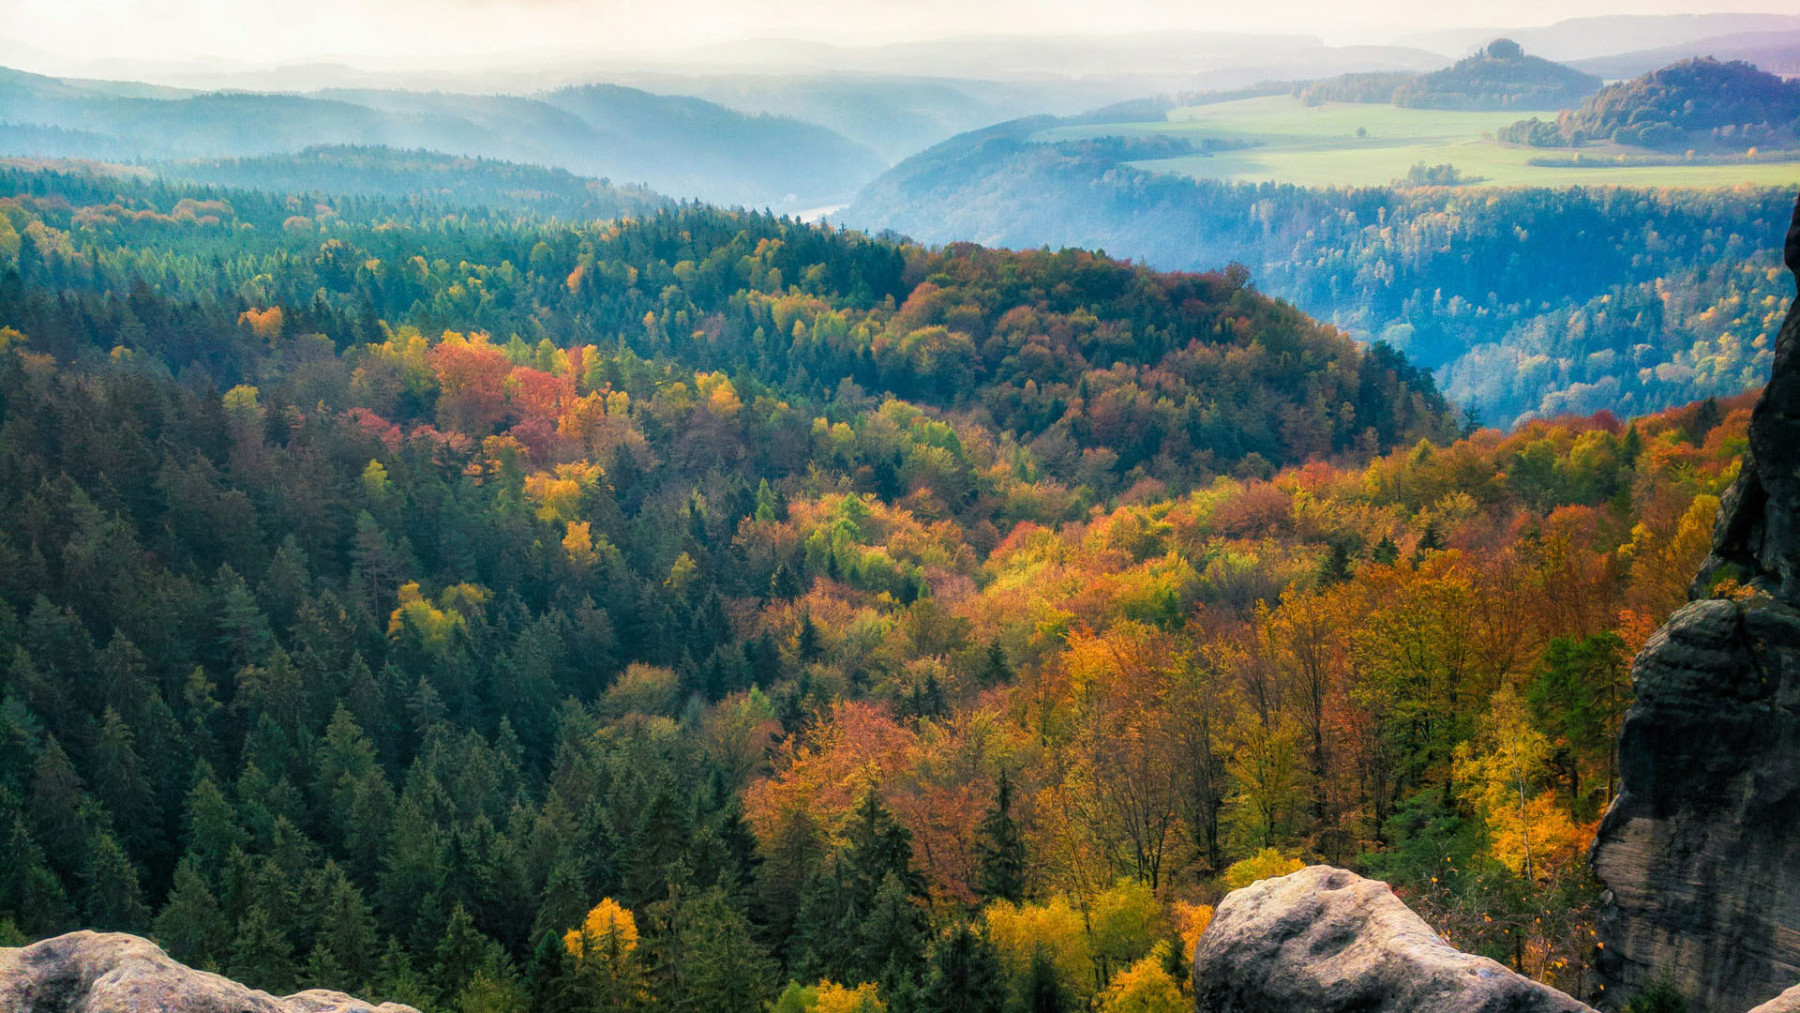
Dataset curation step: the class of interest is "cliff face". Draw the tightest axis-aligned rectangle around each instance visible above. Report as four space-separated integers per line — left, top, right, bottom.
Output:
1192 865 1596 1013
1589 194 1800 1012
0 931 419 1013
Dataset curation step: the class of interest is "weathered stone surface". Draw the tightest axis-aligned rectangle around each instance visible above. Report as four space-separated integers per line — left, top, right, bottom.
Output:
1591 193 1800 1013
0 931 419 1013
1191 865 1595 1013
1750 983 1800 1013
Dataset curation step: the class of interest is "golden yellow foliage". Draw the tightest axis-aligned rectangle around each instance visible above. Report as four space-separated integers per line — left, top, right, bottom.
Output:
814 981 885 1013
239 306 283 341
563 897 638 959
985 896 1095 1002
1098 942 1186 1013
563 521 598 567
1222 849 1305 890
1169 901 1214 959
1454 687 1591 881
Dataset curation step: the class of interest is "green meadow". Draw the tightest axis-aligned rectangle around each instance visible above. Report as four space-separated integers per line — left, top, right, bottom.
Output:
1036 93 1800 189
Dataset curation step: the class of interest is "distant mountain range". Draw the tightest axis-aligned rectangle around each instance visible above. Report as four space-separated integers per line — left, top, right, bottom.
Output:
0 66 884 210
1572 28 1800 79
1398 13 1800 62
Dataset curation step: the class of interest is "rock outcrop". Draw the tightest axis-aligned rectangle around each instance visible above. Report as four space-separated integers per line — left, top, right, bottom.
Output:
1190 865 1595 1013
1590 193 1800 1013
0 931 419 1013
1751 984 1800 1013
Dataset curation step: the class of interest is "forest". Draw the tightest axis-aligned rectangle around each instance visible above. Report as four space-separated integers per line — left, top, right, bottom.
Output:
847 131 1795 427
0 164 1752 1012
1549 57 1800 150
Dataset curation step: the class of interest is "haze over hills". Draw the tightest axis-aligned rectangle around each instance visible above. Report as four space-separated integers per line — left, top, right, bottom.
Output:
1572 28 1800 79
843 51 1800 425
0 65 885 211
1397 12 1800 61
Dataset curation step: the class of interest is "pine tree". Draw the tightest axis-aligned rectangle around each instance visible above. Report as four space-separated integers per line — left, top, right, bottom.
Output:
1021 945 1073 1013
29 734 92 866
91 706 158 851
435 902 506 1000
214 564 273 668
626 785 691 909
976 641 1013 688
81 829 151 932
856 871 927 988
646 884 773 1013
975 770 1027 904
843 790 925 902
153 856 228 969
525 929 573 1013
914 923 1007 1013
308 864 381 992
755 807 823 970
1371 535 1400 566
0 803 73 936
228 903 297 994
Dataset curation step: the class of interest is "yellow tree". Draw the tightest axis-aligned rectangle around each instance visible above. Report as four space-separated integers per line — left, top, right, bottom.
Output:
564 898 648 1010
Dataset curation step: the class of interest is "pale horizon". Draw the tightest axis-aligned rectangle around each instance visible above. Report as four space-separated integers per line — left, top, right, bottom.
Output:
5 0 1798 74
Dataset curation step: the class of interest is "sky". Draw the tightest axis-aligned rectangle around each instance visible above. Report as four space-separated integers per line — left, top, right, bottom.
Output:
4 0 1797 68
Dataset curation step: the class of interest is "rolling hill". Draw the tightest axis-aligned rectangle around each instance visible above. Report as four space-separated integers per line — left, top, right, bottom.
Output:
844 107 1797 426
0 66 885 210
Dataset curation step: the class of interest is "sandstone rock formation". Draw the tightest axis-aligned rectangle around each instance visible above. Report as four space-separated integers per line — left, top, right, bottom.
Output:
1589 193 1800 1013
1751 983 1800 1013
0 931 419 1013
1190 864 1595 1013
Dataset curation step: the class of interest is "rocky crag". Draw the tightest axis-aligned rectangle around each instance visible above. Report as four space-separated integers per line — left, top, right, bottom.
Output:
0 931 419 1013
1191 865 1596 1013
1588 194 1800 1012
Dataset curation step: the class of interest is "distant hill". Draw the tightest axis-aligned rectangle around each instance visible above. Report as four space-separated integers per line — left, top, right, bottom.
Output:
0 65 885 210
1292 72 1417 106
1557 58 1800 150
1392 39 1600 111
158 146 667 219
845 111 1796 425
1573 29 1800 80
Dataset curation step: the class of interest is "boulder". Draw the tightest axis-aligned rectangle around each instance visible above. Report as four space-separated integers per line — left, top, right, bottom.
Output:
1591 193 1800 1013
1190 864 1595 1013
1751 983 1800 1013
0 931 419 1013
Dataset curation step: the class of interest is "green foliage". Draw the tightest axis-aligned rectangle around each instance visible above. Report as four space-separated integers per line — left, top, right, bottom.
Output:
1625 978 1690 1013
975 770 1027 904
1562 58 1800 151
914 923 1007 1013
1394 42 1600 111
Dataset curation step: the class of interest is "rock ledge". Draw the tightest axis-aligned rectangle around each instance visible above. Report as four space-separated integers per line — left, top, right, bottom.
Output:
0 931 419 1013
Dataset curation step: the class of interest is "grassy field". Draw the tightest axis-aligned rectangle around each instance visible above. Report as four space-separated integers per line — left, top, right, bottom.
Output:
1035 94 1800 189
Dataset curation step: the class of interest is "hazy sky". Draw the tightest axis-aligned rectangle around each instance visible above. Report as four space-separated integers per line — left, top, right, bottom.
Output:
6 0 1796 66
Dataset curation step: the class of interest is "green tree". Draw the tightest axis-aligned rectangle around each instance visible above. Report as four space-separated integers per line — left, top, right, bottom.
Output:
153 856 228 968
228 903 297 994
975 771 1027 904
915 923 1007 1013
80 829 151 931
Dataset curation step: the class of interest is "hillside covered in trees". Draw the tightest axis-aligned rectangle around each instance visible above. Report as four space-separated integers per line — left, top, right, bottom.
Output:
1553 57 1800 150
848 132 1794 427
0 162 1759 1012
1290 40 1599 110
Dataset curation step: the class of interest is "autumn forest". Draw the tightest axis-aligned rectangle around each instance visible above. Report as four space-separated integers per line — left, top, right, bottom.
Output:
0 165 1756 1013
